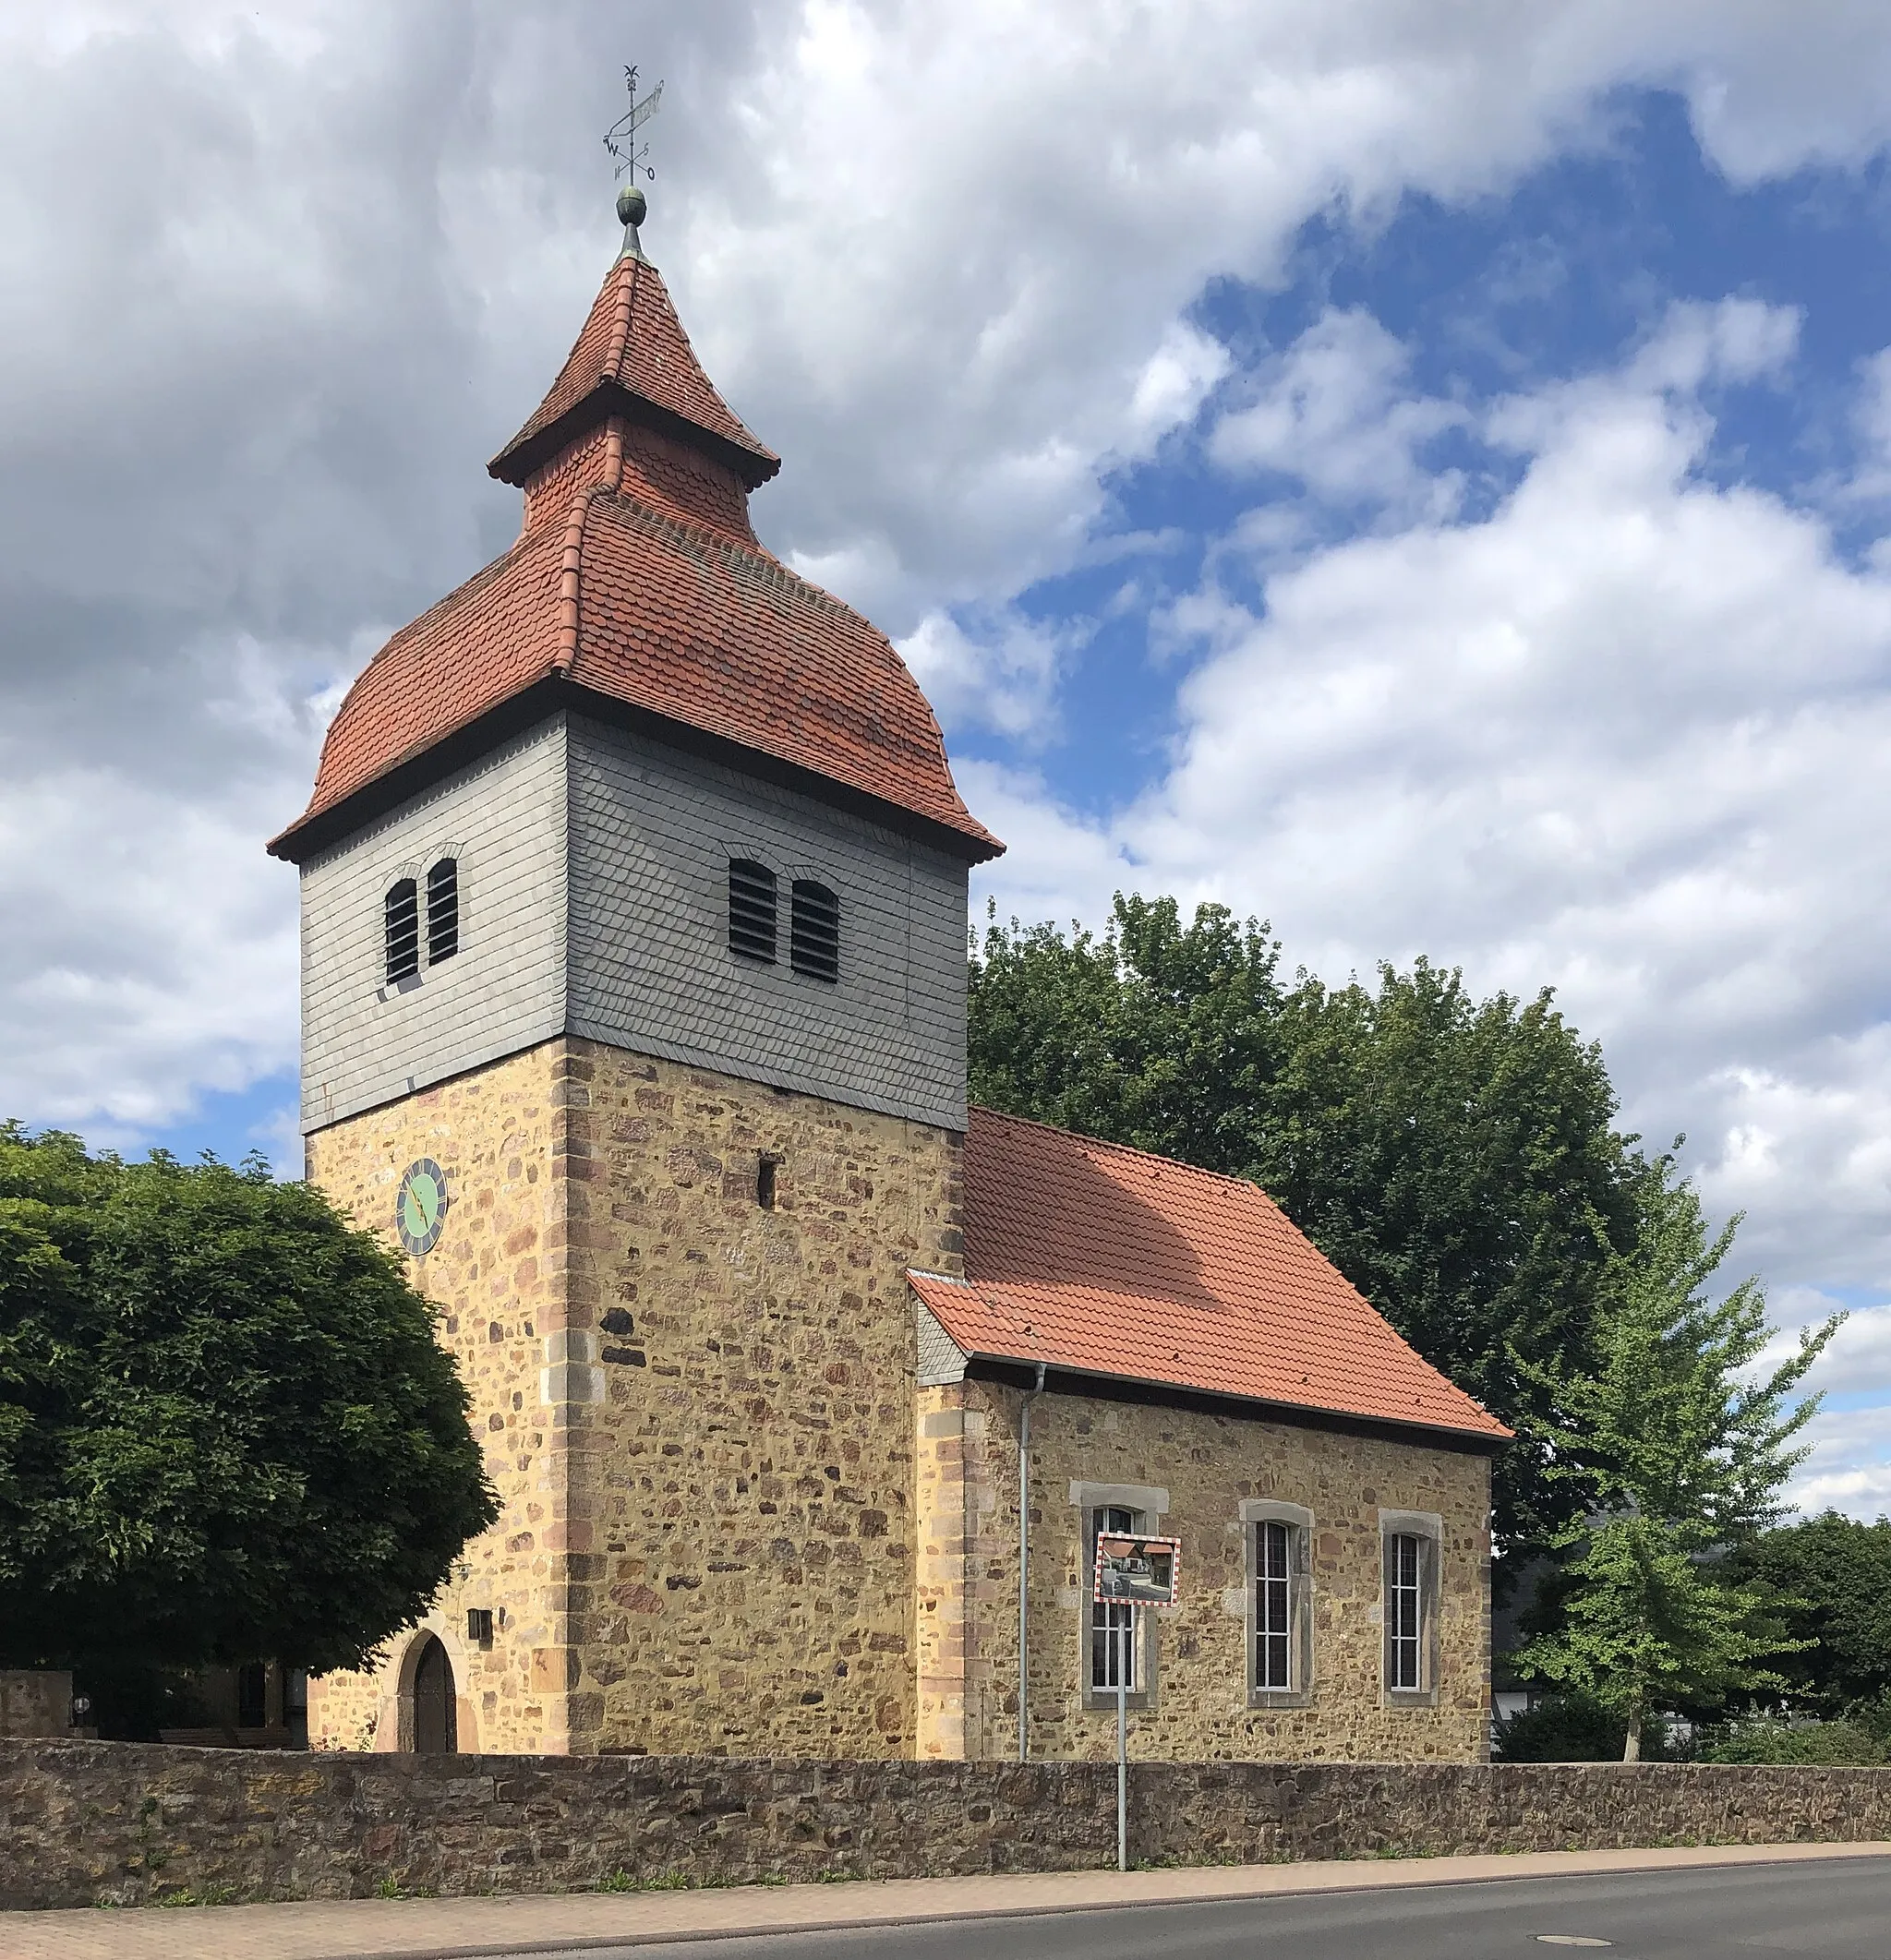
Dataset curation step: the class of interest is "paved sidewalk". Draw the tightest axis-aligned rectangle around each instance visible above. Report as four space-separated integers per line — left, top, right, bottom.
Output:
6 1841 1889 1960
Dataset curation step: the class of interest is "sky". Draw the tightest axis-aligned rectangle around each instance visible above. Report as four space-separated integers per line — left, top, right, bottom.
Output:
5 1 1891 1514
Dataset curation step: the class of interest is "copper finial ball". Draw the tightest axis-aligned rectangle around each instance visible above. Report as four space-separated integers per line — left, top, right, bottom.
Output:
617 184 647 229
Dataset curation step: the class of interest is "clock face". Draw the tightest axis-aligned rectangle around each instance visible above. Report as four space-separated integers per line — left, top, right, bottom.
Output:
395 1158 450 1257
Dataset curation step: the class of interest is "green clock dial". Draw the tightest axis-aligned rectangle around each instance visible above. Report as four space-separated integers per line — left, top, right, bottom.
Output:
395 1158 449 1257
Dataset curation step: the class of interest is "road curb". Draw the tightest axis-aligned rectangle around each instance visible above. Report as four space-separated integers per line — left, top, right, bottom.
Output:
9 1840 1891 1960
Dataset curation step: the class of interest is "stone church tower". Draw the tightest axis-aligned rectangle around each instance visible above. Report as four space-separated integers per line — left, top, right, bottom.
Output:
270 186 1003 1757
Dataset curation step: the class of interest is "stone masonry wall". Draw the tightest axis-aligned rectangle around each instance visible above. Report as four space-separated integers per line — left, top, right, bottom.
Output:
560 1038 964 1758
305 1040 581 1757
305 1037 963 1762
7 1739 1891 1909
921 1377 1491 1763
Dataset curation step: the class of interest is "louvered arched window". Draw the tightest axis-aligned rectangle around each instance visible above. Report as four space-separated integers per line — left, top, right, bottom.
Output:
729 859 777 962
789 879 840 982
384 878 420 984
427 857 459 965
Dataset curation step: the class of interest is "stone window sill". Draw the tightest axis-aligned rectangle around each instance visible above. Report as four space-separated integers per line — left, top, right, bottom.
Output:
1248 1688 1313 1711
1386 1688 1439 1710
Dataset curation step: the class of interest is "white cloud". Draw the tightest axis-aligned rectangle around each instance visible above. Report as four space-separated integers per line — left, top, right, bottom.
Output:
6 0 1891 1149
1210 308 1466 516
1789 1403 1891 1521
983 308 1891 1305
0 757 303 1131
896 607 1080 742
1125 322 1236 461
1762 1294 1891 1399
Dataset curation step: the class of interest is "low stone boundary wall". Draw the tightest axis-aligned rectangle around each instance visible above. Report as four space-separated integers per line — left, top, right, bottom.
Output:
5 1740 1891 1910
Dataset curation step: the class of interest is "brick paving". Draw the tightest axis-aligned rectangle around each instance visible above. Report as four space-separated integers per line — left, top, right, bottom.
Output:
5 1841 1887 1960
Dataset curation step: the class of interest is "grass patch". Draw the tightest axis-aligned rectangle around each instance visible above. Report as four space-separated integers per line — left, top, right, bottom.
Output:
372 1877 439 1901
154 1883 240 1908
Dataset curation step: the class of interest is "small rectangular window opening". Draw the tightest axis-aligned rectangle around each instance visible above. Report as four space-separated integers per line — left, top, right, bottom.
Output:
789 879 840 982
466 1606 495 1647
427 857 459 965
1256 1520 1293 1690
729 860 778 962
756 1154 778 1210
384 878 420 984
1387 1531 1426 1691
1090 1505 1138 1693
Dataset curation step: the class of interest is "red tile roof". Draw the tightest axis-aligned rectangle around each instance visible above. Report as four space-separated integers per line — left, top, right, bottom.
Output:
271 247 999 862
490 251 780 489
911 1108 1510 1444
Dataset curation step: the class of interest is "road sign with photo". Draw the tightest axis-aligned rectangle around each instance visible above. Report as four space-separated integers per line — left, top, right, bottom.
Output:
1093 1532 1181 1606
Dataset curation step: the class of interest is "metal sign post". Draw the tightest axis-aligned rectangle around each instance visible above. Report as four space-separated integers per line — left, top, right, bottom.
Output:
1116 1611 1130 1872
1092 1531 1180 1877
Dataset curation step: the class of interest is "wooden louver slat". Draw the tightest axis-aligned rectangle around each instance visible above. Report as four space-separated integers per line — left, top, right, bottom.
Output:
385 878 420 983
729 859 778 962
790 879 840 982
427 857 459 964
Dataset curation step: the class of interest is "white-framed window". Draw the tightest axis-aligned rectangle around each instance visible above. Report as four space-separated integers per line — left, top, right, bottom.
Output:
1241 1498 1313 1704
1256 1521 1293 1689
1379 1509 1441 1701
1090 1503 1139 1694
1387 1533 1424 1689
1071 1480 1168 1710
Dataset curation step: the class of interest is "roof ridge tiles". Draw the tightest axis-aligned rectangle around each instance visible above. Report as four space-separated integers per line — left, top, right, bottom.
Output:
605 255 638 378
555 484 600 674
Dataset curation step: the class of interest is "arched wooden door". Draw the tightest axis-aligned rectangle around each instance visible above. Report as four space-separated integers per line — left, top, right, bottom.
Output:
412 1635 458 1753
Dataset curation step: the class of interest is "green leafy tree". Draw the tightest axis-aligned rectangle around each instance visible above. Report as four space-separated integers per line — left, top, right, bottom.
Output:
1726 1510 1891 1712
0 1124 497 1674
969 895 1653 1556
1514 1176 1836 1758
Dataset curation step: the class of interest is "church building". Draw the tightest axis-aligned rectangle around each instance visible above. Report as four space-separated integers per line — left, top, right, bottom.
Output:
269 186 1508 1765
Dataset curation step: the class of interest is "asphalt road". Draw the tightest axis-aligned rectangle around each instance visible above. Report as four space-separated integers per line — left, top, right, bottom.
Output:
500 1858 1891 1960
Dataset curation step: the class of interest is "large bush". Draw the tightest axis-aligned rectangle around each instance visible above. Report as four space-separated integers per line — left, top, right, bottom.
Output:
1698 1719 1889 1766
0 1124 496 1673
1492 1691 1670 1762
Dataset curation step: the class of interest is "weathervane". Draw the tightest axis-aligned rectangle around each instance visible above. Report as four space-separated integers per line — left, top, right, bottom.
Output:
604 65 663 186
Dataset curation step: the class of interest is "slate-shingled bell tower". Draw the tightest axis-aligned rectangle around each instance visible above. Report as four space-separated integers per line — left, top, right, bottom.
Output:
269 186 1002 1757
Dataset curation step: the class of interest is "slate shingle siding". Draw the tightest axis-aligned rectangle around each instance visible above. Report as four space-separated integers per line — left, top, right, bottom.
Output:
566 716 968 1132
299 722 570 1135
298 713 969 1136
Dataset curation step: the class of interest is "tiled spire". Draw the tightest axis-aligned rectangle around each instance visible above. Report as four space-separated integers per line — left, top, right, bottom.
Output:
488 187 779 494
269 194 1000 866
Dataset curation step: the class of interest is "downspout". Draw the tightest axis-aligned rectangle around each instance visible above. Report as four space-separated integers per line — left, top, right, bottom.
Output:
1018 1362 1048 1762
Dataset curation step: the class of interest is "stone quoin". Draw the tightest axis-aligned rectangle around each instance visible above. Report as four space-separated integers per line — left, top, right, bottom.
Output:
268 184 1509 1762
